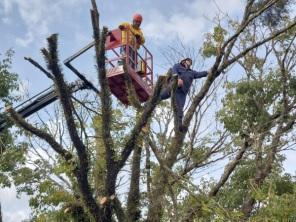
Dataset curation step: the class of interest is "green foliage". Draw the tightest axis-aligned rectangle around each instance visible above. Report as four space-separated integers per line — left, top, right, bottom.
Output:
251 193 296 221
217 160 257 209
0 49 22 186
202 25 227 58
216 160 296 219
202 35 218 58
250 174 296 221
179 193 243 221
9 153 79 215
29 180 73 209
243 52 266 72
179 172 295 221
0 141 27 188
274 174 294 195
0 49 18 103
10 107 132 220
255 0 293 27
0 49 20 157
1 1 296 219
12 155 90 221
213 25 227 43
32 207 89 222
218 70 296 134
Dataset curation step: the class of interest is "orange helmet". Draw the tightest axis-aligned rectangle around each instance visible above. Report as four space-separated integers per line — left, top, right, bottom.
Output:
133 13 143 22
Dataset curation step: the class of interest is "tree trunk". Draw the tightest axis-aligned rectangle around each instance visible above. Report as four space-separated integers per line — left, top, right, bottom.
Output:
127 141 142 221
146 170 167 222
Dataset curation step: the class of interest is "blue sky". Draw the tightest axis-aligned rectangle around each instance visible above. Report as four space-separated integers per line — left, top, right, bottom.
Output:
0 0 295 221
0 0 245 94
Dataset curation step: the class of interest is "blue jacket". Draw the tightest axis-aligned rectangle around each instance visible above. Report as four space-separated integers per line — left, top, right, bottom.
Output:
172 63 208 94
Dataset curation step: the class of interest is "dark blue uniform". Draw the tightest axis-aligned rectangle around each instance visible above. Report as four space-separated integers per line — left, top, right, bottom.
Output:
160 63 208 125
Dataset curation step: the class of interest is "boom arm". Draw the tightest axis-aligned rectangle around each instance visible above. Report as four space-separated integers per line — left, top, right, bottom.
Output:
0 80 87 132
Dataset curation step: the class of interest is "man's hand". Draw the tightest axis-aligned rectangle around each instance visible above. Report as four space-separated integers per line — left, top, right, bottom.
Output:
135 34 141 43
207 68 213 76
118 25 125 30
178 78 184 87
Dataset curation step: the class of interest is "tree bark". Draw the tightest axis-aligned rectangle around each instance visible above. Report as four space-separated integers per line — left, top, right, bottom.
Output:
127 140 142 221
209 137 249 197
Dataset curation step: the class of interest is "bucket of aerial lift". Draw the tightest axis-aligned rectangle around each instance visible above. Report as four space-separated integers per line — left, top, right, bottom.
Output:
105 28 153 105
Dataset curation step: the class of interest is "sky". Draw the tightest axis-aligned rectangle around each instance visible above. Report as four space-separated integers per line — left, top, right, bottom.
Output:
0 0 295 221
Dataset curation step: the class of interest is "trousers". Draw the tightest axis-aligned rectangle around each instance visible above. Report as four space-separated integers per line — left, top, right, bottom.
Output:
160 86 187 125
120 46 136 69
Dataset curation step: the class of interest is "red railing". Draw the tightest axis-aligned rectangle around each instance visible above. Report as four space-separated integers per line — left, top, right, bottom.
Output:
105 28 153 90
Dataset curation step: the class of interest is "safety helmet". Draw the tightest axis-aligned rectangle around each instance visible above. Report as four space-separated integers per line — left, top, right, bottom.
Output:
180 58 192 64
133 13 143 22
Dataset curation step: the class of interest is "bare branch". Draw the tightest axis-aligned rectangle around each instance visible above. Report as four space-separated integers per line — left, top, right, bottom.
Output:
6 107 72 161
24 57 54 80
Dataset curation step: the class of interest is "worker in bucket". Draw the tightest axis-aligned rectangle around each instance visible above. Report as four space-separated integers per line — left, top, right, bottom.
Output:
119 13 145 49
118 13 145 69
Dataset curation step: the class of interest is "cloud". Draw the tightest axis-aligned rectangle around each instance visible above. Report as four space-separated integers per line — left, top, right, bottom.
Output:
186 0 244 16
0 186 30 222
143 0 244 45
4 211 29 222
16 32 34 48
282 150 296 175
143 9 205 45
0 0 83 47
0 0 13 14
1 17 11 24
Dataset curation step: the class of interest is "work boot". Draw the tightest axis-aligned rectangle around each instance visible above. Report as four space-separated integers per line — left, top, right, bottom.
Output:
158 74 167 81
177 119 186 132
178 124 186 133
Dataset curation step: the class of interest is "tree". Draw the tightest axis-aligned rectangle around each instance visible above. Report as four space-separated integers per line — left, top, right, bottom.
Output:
0 49 22 220
206 14 296 221
146 0 296 220
0 49 19 156
3 0 296 221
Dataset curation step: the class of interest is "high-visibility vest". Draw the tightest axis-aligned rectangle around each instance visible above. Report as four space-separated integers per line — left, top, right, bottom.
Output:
119 22 145 49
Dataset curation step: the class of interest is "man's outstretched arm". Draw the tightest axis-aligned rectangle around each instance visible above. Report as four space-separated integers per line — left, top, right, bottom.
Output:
192 69 210 79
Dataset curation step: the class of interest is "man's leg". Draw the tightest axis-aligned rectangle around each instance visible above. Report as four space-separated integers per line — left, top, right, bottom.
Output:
119 46 126 65
175 91 186 131
160 87 171 100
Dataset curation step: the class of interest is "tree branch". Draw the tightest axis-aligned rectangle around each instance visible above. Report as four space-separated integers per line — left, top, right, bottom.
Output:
118 76 165 170
6 107 72 161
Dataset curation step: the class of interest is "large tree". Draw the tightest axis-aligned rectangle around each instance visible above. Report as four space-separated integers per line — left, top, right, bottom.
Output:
0 49 23 220
3 0 296 221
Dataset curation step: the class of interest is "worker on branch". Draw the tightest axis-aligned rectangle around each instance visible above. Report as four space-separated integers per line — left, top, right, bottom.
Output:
118 13 145 69
160 58 212 132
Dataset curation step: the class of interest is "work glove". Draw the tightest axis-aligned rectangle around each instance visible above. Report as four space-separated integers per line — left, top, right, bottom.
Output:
207 68 213 76
118 25 125 30
135 34 141 44
178 78 184 87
